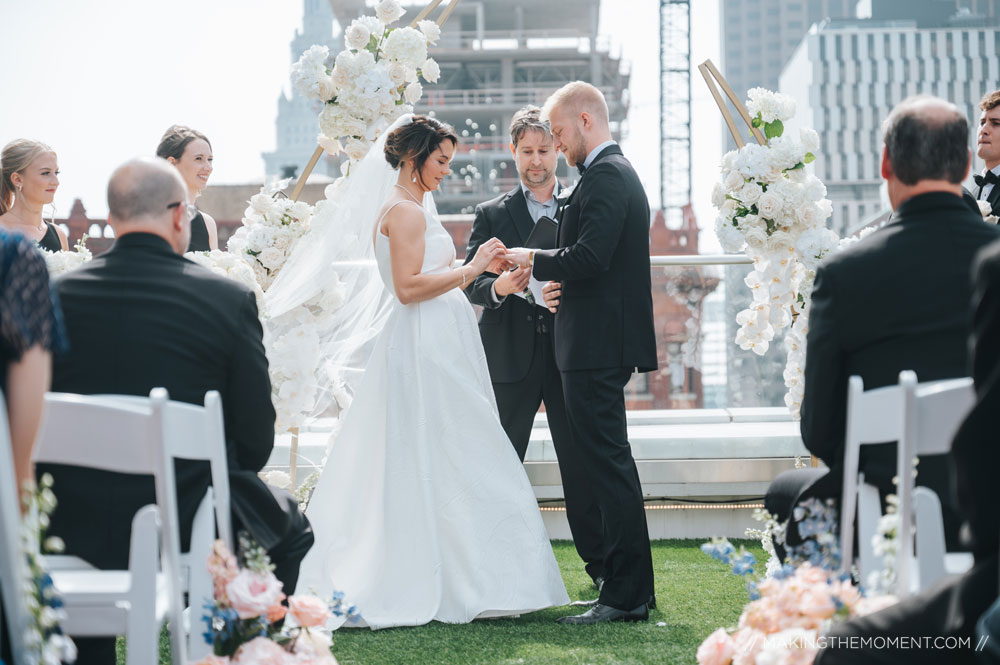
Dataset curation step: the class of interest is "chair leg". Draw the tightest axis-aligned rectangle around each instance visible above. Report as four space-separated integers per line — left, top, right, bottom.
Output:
126 506 161 665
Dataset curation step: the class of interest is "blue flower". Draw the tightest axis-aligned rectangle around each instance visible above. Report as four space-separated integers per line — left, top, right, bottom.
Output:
746 580 760 600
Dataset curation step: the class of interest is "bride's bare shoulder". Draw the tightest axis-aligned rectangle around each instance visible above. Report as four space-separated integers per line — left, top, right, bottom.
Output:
379 197 426 235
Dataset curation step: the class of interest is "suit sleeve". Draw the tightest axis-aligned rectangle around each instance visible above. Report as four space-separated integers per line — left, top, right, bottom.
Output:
225 290 276 472
799 265 848 465
532 163 628 282
463 203 505 309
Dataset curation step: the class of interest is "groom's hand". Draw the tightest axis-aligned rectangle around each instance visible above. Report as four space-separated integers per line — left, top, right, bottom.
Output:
542 281 561 313
494 265 531 297
503 248 532 269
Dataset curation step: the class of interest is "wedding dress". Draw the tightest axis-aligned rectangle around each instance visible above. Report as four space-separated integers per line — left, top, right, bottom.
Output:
283 116 568 629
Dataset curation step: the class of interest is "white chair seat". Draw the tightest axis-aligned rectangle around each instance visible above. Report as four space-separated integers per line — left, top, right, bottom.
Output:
945 552 974 575
55 573 170 635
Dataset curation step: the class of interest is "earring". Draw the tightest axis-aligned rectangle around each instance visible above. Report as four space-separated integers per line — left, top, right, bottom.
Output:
16 183 22 193
412 172 418 183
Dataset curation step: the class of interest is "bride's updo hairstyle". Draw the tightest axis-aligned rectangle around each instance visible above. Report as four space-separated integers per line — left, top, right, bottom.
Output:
384 116 458 189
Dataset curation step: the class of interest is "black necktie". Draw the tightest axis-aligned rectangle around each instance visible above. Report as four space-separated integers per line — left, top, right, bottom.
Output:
975 171 999 198
577 163 586 176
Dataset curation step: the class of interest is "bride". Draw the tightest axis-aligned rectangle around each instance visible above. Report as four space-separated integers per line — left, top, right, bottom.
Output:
269 114 568 628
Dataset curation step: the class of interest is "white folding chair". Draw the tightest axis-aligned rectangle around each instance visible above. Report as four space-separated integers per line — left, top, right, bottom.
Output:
895 371 975 597
33 388 231 664
0 393 32 665
33 391 173 665
840 375 904 582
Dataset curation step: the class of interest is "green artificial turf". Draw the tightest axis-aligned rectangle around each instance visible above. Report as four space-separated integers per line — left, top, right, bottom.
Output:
120 539 763 665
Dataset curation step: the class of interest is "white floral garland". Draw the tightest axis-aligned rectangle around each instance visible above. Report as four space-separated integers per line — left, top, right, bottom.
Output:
712 88 841 417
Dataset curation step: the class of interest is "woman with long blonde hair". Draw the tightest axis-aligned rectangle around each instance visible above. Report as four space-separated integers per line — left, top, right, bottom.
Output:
0 139 68 252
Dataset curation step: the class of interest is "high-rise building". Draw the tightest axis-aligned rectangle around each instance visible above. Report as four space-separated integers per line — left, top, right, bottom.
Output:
780 11 1000 234
719 0 857 151
329 0 631 214
261 0 342 180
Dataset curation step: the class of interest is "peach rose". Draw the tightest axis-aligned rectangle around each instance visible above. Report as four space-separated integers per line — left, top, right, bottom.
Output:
795 565 829 586
267 601 288 624
696 628 735 665
731 627 765 665
226 570 286 620
234 637 289 665
288 595 332 628
292 629 338 665
797 588 836 620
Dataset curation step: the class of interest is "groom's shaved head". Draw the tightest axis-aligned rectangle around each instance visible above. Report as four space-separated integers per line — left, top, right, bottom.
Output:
541 81 609 126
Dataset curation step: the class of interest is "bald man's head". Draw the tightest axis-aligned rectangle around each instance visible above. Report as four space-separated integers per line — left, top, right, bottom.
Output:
882 96 970 186
540 81 613 167
107 157 191 253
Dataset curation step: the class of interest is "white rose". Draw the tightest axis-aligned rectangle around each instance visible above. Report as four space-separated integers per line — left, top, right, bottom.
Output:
721 150 738 172
800 127 820 153
420 57 440 83
417 19 441 44
258 247 285 271
744 225 768 248
404 80 423 104
318 134 343 156
724 169 744 192
736 181 763 206
246 226 274 253
376 0 405 25
344 138 370 161
356 15 385 38
345 21 371 50
711 182 726 209
720 198 738 220
715 217 745 253
388 62 408 86
756 191 782 220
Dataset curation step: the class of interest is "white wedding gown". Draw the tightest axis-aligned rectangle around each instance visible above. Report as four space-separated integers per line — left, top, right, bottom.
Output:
297 201 569 629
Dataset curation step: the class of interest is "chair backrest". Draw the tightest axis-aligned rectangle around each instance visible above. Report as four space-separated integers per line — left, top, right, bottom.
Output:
0 394 31 664
895 373 974 596
840 375 905 576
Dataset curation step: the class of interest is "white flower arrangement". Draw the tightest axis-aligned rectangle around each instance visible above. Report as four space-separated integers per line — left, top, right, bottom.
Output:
226 180 314 292
290 0 442 161
41 236 92 277
712 88 838 417
978 198 998 224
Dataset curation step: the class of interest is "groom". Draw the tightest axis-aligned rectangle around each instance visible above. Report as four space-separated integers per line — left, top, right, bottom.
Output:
507 81 657 624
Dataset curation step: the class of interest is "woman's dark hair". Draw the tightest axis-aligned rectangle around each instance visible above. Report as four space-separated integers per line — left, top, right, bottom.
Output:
384 116 458 189
156 124 212 162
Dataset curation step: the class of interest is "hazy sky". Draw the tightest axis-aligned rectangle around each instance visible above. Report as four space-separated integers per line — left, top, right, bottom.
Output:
0 0 724 250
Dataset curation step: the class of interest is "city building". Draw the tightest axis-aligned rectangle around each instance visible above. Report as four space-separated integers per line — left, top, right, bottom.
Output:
719 0 857 152
330 0 630 214
261 0 342 180
780 3 1000 234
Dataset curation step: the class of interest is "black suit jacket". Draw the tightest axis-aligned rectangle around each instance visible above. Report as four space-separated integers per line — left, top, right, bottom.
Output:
974 176 1000 217
800 192 1000 532
532 145 657 373
41 233 287 567
464 186 553 383
952 238 1000 560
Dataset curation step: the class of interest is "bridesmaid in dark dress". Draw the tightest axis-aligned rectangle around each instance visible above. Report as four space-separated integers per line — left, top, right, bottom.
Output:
0 139 69 252
156 125 217 252
0 231 67 664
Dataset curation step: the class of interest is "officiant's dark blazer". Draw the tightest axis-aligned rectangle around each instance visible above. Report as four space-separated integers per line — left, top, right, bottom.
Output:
800 191 1000 542
464 186 554 383
39 233 305 570
532 145 657 373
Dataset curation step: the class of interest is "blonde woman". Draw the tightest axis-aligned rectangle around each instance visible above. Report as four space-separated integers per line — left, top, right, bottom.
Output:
0 139 68 252
156 125 217 251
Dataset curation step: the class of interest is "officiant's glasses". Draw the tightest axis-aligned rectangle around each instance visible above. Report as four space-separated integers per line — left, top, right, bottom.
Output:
167 201 199 219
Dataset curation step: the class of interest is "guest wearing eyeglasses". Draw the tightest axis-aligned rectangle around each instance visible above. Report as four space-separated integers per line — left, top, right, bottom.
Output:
157 124 218 251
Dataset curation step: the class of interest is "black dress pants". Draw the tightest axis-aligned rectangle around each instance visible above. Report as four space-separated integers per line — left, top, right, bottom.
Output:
560 366 653 610
491 328 604 581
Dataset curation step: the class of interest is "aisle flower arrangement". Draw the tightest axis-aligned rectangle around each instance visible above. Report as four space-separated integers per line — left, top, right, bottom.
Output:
19 474 77 665
198 534 359 664
697 499 898 665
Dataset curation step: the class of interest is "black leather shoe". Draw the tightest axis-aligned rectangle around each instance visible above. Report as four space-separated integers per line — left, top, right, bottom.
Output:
556 602 649 624
648 595 656 610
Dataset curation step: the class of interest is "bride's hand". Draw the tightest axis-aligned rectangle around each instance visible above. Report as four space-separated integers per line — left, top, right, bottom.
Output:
469 238 507 274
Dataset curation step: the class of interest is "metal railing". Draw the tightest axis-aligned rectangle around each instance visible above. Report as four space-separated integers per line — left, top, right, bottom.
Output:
422 85 619 108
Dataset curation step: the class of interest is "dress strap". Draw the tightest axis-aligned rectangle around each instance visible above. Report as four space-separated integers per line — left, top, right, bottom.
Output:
376 200 422 237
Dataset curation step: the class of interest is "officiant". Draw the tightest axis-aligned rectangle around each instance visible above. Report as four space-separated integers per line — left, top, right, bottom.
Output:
463 106 604 587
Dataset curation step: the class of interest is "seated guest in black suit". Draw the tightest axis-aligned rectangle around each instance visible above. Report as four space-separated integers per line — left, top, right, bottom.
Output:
975 89 1000 218
765 96 1000 552
39 157 312 664
464 105 604 586
815 233 1000 665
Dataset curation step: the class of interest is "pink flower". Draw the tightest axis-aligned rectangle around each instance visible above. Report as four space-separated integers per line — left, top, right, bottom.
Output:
226 570 286 620
292 630 338 664
731 628 766 665
696 628 735 665
797 588 836 620
233 637 289 665
208 540 239 603
288 595 332 628
739 598 782 633
267 601 288 624
794 565 828 586
195 657 230 665
852 595 898 618
829 579 861 610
